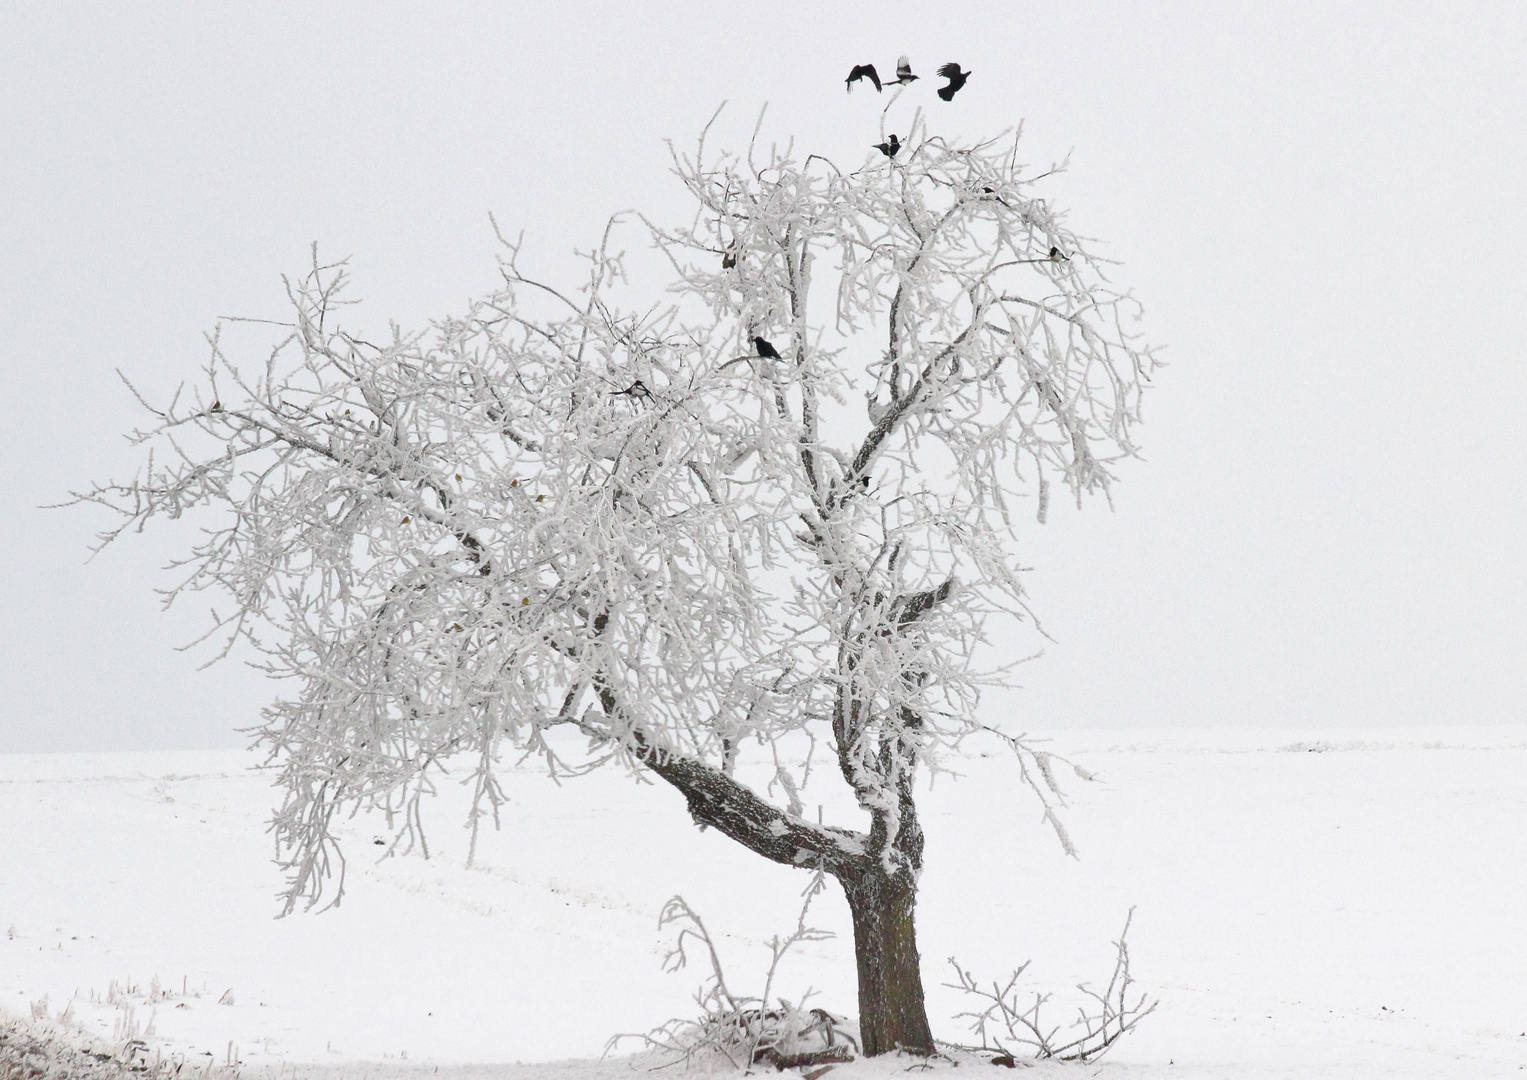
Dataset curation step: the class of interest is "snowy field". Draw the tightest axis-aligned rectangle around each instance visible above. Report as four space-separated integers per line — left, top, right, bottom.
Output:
3 726 1526 1079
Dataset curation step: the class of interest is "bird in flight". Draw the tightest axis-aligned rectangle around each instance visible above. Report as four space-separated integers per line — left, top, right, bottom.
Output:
611 380 651 399
891 56 918 86
873 134 902 158
937 62 971 101
846 63 882 93
753 336 782 359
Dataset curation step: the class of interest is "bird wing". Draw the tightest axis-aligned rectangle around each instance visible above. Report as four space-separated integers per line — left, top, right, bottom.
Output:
938 62 963 79
896 55 914 79
847 64 882 91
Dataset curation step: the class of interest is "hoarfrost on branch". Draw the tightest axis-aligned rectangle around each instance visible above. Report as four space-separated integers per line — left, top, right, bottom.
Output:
77 116 1154 917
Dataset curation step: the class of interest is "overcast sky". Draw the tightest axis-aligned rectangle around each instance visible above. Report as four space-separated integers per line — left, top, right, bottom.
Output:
3 2 1524 752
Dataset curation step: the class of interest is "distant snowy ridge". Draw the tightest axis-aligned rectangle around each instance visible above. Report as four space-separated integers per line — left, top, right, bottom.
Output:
1051 724 1527 756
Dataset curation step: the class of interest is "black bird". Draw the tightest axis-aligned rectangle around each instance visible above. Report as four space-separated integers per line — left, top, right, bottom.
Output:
846 63 882 93
612 380 651 399
891 56 918 86
721 249 737 269
873 134 901 158
979 184 1013 208
753 336 782 359
936 62 970 101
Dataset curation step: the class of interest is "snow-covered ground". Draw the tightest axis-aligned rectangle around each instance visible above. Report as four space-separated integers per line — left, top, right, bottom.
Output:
3 727 1526 1078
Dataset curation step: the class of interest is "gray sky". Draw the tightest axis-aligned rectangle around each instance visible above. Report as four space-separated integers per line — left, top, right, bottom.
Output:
3 1 1524 752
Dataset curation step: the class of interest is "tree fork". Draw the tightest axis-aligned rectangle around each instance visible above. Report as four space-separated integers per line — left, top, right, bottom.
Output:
624 722 938 1057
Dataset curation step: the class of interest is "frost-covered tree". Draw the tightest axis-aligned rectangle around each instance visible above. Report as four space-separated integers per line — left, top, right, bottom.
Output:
79 117 1153 1056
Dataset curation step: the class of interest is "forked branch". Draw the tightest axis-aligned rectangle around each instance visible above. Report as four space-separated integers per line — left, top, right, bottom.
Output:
943 908 1156 1063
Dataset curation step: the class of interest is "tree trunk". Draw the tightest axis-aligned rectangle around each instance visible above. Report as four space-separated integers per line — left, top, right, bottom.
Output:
627 726 938 1057
838 865 935 1057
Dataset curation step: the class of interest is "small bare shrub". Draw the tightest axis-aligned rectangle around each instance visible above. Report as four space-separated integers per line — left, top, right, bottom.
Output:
611 872 857 1070
1 1014 238 1080
944 909 1156 1064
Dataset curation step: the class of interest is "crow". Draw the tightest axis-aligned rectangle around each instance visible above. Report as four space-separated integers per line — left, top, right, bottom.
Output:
611 380 651 399
891 56 918 86
753 336 782 359
722 248 737 269
937 62 970 101
873 134 901 158
846 63 882 93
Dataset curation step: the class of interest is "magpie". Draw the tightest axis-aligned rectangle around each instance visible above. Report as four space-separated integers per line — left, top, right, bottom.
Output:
979 184 1014 209
612 380 651 399
891 56 918 86
937 62 970 101
846 63 882 93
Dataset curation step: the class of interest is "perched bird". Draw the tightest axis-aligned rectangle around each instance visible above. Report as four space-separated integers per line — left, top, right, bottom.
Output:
873 134 902 158
936 62 971 101
753 336 782 359
846 63 882 93
721 249 738 269
1049 245 1070 262
612 379 651 399
891 56 918 86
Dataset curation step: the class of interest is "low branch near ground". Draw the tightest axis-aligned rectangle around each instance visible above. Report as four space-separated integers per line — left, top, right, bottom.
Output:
608 876 858 1071
943 909 1156 1064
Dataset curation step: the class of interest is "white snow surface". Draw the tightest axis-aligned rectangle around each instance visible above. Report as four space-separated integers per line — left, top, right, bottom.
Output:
3 726 1526 1079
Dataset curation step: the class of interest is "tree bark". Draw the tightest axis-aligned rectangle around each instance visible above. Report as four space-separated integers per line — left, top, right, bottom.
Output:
838 864 935 1056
